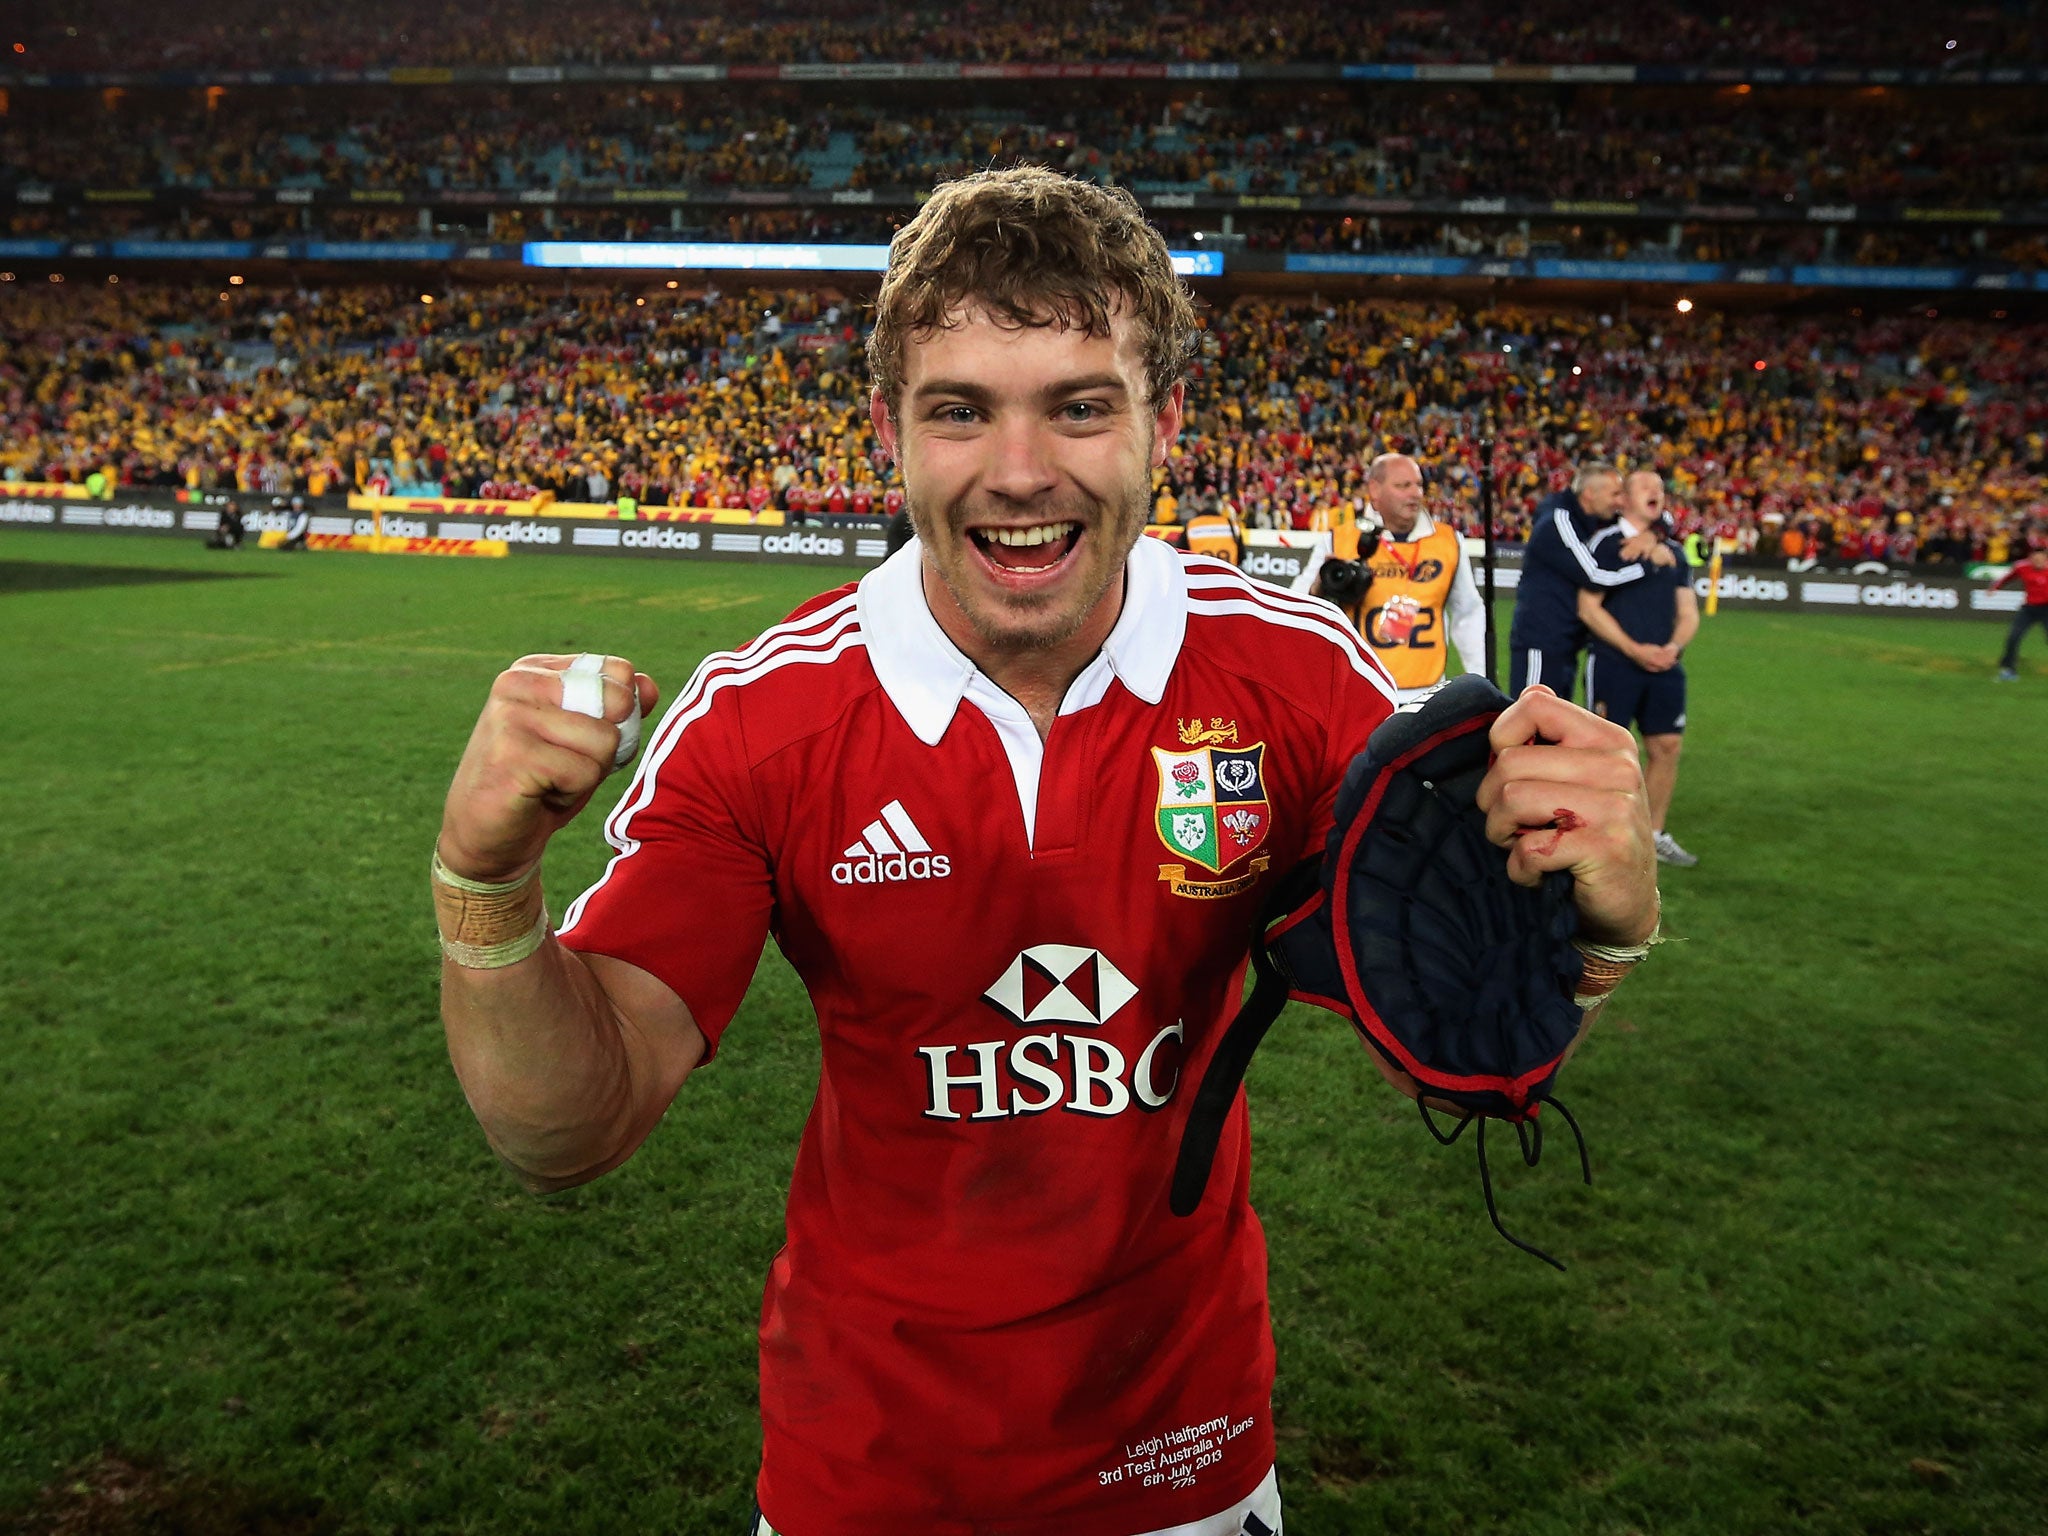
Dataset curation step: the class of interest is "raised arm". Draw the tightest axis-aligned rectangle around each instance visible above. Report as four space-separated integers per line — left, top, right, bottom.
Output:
436 655 707 1193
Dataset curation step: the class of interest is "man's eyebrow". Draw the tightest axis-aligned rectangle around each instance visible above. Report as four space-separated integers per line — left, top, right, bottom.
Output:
907 374 1131 405
1041 373 1130 399
908 378 997 405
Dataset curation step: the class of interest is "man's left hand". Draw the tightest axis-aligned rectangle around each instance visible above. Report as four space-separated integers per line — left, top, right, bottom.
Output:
1619 528 1662 563
1477 686 1658 945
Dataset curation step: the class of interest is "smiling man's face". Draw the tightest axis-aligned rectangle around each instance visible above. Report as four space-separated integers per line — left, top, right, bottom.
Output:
872 302 1182 660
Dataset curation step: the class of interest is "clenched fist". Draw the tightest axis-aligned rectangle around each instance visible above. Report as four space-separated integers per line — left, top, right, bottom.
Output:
1475 685 1659 946
438 653 660 885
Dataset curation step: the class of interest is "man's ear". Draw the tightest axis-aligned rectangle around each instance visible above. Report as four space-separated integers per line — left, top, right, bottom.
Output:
871 389 899 464
1151 382 1185 468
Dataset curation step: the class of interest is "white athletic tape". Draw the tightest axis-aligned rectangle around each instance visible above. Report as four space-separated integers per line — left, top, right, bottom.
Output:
560 652 608 717
560 653 642 770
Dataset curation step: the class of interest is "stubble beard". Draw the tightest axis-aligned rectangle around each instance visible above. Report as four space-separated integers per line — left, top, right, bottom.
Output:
910 474 1153 655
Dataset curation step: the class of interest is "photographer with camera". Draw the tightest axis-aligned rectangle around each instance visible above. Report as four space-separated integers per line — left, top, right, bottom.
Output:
1291 452 1487 705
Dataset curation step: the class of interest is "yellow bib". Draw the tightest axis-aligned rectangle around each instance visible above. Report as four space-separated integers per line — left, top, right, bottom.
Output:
1333 522 1462 690
1184 513 1241 564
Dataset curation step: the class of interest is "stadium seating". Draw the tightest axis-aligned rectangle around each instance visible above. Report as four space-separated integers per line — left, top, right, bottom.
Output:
4 282 2040 560
8 91 2043 207
13 0 2047 71
7 79 2043 278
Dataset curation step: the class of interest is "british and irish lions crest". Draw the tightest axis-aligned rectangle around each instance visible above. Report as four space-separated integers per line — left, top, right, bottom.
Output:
1150 736 1273 899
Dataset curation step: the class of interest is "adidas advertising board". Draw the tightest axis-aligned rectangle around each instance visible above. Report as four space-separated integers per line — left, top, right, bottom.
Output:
5 491 2011 619
1239 547 1308 583
1695 573 1791 602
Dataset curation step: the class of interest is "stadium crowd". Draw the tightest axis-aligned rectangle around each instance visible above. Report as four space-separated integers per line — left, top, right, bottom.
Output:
14 0 2047 72
2 282 2043 564
7 87 2046 210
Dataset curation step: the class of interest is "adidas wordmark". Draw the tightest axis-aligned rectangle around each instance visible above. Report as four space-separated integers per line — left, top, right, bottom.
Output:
831 800 952 885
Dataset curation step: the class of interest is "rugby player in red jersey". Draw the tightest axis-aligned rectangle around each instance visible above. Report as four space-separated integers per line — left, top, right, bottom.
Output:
434 168 1659 1536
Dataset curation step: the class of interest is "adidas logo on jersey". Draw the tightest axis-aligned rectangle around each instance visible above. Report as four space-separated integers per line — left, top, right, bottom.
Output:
831 799 951 885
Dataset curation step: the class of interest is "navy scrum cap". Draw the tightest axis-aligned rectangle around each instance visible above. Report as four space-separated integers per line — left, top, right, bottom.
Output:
1172 675 1597 1269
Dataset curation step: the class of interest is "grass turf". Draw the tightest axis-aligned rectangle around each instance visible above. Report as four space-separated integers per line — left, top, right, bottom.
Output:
0 529 2043 1535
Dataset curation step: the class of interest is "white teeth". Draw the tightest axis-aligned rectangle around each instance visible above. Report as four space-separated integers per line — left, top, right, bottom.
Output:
983 522 1078 548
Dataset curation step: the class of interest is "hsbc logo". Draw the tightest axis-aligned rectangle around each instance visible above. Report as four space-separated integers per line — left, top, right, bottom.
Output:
919 946 1183 1121
983 944 1138 1028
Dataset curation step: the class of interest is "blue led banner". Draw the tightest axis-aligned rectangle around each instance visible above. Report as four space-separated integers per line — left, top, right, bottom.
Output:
524 241 894 271
523 241 1226 276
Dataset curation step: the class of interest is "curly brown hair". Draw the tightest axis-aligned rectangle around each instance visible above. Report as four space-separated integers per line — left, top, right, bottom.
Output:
866 167 1199 411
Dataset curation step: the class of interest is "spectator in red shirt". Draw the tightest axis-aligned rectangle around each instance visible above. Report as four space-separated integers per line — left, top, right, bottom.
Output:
1994 546 2048 680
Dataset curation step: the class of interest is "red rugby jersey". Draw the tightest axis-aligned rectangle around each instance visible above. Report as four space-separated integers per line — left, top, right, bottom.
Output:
559 537 1395 1535
1997 561 2048 606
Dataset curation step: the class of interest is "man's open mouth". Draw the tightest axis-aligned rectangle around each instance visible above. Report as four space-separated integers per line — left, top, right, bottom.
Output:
968 521 1083 576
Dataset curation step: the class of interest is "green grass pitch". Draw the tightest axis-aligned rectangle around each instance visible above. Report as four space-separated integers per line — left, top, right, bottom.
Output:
1 529 2044 1535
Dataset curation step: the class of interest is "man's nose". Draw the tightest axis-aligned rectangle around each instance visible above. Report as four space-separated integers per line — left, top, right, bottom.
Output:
980 416 1061 503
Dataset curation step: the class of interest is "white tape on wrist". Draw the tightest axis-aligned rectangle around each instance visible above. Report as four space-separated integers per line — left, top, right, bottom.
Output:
561 652 642 769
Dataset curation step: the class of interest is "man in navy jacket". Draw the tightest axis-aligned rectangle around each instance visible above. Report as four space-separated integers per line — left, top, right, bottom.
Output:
1508 461 1671 699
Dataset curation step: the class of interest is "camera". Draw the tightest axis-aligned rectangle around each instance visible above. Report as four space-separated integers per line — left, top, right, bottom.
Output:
1318 549 1374 607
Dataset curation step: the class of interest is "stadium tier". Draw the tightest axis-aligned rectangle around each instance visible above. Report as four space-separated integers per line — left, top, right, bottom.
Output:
3 4 2043 560
8 88 2045 207
9 0 2048 72
6 84 2047 284
4 281 2042 563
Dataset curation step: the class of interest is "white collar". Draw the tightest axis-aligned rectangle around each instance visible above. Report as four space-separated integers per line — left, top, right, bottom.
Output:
857 532 1188 746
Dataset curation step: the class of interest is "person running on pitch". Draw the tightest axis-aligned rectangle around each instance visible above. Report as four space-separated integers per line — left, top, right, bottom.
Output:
1993 543 2048 680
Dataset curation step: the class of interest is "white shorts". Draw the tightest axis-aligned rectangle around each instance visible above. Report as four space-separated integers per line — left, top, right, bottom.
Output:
750 1465 1283 1535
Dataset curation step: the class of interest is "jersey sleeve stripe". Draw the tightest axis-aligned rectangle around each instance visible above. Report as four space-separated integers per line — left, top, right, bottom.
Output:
559 614 867 936
1556 508 1645 586
1185 559 1360 632
1184 596 1398 703
610 592 860 814
1184 563 1389 673
606 606 864 845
